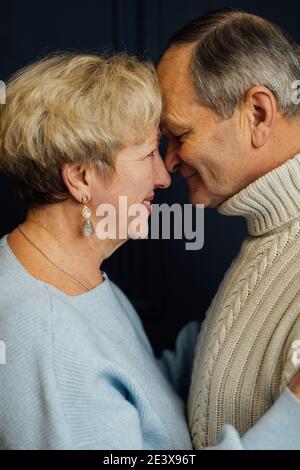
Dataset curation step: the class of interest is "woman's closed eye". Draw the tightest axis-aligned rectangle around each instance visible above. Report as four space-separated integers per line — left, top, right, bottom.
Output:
145 148 158 159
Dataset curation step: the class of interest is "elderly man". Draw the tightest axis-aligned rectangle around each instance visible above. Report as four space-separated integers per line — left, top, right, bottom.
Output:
158 8 300 449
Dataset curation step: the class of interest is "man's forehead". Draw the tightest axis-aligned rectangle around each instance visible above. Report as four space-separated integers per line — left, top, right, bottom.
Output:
158 44 196 109
160 90 197 133
157 44 195 86
159 87 197 132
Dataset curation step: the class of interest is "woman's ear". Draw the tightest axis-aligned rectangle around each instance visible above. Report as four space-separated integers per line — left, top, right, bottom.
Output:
244 86 277 148
61 163 92 202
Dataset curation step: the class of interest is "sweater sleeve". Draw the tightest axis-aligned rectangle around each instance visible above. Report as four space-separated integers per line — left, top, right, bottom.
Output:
157 321 201 401
111 280 201 402
50 303 147 450
206 387 300 450
280 314 300 389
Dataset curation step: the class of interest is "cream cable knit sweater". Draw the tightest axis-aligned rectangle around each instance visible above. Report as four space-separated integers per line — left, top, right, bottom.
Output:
188 153 300 449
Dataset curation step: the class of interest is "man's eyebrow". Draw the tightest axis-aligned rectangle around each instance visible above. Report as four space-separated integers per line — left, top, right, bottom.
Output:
160 117 190 134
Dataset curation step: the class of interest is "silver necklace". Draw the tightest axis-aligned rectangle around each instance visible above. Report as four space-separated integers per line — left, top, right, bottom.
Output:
18 224 90 292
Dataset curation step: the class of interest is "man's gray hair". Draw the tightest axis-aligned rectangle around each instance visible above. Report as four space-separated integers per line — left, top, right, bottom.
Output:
169 8 300 119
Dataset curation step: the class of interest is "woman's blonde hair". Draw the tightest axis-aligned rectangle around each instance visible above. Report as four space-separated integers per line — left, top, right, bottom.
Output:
0 52 162 207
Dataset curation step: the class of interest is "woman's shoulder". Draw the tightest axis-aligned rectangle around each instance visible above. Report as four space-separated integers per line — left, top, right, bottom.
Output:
0 233 86 325
0 233 83 356
0 233 53 319
0 266 114 388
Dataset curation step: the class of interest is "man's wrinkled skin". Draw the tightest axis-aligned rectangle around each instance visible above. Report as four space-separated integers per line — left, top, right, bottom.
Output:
158 45 300 208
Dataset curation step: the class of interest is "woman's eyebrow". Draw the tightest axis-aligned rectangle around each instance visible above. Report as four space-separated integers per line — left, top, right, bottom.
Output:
143 134 162 155
150 131 162 145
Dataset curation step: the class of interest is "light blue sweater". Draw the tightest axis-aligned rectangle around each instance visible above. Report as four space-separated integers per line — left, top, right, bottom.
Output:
0 233 299 450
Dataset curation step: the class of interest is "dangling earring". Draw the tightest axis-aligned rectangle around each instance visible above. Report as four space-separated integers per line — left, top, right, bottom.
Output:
81 195 94 237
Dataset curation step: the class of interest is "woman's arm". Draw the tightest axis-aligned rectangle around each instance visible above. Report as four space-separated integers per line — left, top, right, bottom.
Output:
208 385 300 450
157 321 201 401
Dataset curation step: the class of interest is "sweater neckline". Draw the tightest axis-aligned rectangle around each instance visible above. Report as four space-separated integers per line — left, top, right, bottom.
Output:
217 154 300 236
1 233 110 301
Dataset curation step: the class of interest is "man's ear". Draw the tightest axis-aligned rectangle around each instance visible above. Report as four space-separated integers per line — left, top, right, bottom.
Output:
244 86 277 148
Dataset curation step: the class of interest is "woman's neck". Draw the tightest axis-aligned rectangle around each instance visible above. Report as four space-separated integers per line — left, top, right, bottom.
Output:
9 200 122 295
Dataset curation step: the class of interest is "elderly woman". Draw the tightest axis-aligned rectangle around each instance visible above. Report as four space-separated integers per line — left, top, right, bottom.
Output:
0 53 199 450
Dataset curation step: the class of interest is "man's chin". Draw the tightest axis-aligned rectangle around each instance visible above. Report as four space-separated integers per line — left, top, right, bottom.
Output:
188 188 221 208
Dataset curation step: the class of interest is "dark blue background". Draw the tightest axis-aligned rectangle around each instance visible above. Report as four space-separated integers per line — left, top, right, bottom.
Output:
1 0 298 353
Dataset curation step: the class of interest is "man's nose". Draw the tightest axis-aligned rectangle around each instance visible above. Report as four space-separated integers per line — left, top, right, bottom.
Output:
154 153 172 189
164 147 182 174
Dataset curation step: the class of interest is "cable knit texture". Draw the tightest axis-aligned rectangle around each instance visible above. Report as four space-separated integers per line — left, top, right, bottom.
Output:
188 153 300 449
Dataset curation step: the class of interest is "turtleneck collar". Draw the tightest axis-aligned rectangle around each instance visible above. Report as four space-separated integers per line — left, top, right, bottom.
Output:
218 154 300 236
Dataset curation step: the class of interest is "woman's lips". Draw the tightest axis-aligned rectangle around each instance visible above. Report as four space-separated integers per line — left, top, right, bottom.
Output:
142 193 154 214
142 200 152 213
